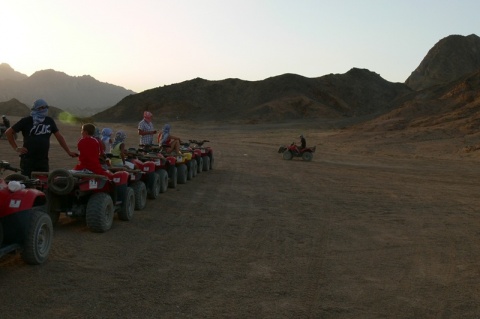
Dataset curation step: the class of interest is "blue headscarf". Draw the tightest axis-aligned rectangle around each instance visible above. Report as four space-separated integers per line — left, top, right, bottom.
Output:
30 99 49 126
101 128 112 138
112 130 127 148
160 124 171 145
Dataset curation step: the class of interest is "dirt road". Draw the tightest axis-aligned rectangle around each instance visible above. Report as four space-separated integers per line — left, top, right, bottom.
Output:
1 120 480 318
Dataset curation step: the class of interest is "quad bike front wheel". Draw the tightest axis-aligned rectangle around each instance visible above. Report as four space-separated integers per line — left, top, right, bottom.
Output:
118 186 135 221
177 164 187 184
86 193 114 233
282 150 293 160
302 152 313 162
147 172 161 199
156 170 169 193
131 181 147 210
202 156 210 172
21 209 53 265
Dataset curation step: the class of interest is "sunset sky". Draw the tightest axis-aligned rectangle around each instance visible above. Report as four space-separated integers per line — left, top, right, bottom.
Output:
1 0 478 93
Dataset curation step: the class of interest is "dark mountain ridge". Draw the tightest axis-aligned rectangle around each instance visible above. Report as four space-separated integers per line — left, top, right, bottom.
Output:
0 64 135 117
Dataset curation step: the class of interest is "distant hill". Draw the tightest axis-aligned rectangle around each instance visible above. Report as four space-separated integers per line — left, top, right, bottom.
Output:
356 69 480 136
0 98 65 119
94 69 411 123
0 64 136 117
405 34 480 90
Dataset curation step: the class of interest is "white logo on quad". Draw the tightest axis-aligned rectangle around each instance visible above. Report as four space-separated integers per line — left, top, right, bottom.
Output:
9 199 21 208
89 180 98 189
143 167 150 172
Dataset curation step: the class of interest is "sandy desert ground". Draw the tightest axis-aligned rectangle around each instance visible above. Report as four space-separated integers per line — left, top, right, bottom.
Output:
1 116 480 318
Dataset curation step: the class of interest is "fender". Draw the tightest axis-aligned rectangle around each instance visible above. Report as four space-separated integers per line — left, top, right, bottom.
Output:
0 189 46 218
112 171 129 185
141 161 155 173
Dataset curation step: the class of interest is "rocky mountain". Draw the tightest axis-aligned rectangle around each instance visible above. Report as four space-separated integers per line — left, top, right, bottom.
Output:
94 69 411 123
92 33 480 138
405 34 480 90
0 64 27 81
0 64 135 117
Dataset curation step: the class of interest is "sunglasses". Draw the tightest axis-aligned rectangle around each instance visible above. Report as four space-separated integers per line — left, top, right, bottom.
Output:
37 106 48 110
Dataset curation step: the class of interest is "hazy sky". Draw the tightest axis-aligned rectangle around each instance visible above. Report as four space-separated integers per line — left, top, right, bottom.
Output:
1 0 478 93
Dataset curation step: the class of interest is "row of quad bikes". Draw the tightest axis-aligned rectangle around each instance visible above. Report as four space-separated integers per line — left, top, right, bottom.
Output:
0 139 214 265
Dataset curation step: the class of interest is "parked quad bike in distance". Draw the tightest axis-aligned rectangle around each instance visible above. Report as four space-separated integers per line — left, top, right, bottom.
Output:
108 165 148 211
278 143 316 161
137 145 178 189
32 168 135 233
188 139 214 172
0 160 53 265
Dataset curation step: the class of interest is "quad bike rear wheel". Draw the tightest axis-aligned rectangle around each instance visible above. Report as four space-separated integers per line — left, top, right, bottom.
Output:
302 152 313 162
21 209 53 265
86 193 114 233
282 150 293 160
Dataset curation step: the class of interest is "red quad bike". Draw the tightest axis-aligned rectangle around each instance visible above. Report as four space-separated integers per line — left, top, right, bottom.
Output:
138 145 178 189
131 147 169 194
0 160 53 264
108 166 148 211
32 168 134 233
188 139 214 172
124 149 163 200
278 143 316 161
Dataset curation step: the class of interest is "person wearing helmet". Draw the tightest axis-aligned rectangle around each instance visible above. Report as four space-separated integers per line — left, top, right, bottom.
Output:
5 99 77 177
138 111 157 146
298 134 306 150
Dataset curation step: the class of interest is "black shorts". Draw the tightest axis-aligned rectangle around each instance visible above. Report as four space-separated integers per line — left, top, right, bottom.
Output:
20 157 49 178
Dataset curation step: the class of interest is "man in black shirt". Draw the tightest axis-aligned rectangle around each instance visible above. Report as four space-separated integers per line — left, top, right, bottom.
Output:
5 99 77 177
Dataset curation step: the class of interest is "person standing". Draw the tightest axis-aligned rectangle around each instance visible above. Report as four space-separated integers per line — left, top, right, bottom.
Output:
5 99 77 177
138 111 156 146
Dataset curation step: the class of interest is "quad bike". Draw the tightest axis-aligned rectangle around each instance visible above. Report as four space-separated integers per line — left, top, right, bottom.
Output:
278 143 316 161
0 160 53 264
32 168 134 233
108 166 148 211
0 115 16 140
137 145 178 189
180 143 199 180
143 144 192 185
188 139 214 172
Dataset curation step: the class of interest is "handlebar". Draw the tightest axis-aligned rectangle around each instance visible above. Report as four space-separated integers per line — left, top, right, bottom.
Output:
188 139 210 146
0 160 21 172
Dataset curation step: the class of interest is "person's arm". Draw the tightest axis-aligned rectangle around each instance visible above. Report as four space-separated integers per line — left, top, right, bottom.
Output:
120 143 126 165
54 131 78 157
5 127 27 154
